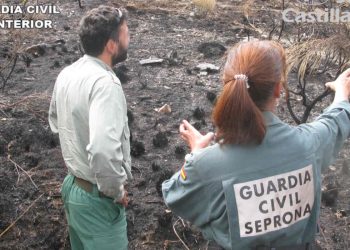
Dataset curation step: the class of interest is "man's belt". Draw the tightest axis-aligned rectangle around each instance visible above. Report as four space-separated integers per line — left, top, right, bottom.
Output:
74 176 111 199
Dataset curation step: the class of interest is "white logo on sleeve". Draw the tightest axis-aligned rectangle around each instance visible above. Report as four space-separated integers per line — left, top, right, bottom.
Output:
233 165 314 237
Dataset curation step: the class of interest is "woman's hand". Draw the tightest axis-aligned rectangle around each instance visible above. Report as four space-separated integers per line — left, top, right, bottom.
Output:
179 120 214 152
326 68 350 102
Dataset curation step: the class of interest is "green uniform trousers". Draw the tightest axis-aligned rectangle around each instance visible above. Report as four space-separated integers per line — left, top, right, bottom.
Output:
61 174 128 250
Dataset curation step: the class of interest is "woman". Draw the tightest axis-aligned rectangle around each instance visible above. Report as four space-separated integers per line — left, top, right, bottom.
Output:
162 41 350 250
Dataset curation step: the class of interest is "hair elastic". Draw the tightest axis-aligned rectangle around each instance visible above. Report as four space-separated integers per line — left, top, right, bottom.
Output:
234 74 250 89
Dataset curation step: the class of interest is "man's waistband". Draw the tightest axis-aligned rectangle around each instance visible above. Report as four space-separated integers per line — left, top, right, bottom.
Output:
73 176 112 199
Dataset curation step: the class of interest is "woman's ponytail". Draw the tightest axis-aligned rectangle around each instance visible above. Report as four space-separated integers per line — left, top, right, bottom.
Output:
212 41 286 145
213 77 266 145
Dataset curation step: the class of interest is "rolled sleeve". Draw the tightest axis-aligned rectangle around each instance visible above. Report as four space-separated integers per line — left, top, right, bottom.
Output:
86 78 128 200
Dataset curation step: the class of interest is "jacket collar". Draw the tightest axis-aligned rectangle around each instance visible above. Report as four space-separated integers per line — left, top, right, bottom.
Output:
83 54 114 73
263 111 282 126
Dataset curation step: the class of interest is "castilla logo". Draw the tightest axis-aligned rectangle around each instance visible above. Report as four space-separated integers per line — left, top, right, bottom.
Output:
297 0 329 5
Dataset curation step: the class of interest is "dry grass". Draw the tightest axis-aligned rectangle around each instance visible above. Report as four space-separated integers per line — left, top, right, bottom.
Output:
287 34 350 81
242 0 256 18
118 0 189 14
192 0 216 12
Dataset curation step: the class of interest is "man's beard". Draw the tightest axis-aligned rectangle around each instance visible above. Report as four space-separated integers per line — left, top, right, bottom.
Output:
112 46 128 65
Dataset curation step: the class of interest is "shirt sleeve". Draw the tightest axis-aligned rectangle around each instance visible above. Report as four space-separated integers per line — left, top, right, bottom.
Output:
162 152 219 230
298 100 350 172
48 83 58 134
86 78 128 200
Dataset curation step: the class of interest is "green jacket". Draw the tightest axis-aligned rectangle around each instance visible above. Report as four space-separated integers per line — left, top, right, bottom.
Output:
162 101 350 249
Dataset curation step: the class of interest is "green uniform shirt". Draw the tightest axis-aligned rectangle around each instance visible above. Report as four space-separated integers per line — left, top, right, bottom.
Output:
49 55 132 200
162 101 350 249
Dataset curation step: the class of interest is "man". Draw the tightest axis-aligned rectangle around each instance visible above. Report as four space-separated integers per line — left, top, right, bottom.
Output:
48 5 132 250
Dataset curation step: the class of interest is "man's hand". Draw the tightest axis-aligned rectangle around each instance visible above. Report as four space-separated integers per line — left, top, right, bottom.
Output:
117 191 129 207
179 120 214 152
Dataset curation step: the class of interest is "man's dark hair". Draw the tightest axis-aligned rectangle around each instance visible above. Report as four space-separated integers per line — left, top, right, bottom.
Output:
79 5 127 57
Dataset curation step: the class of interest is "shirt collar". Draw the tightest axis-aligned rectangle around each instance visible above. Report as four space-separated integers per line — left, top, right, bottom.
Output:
263 111 282 126
83 54 114 73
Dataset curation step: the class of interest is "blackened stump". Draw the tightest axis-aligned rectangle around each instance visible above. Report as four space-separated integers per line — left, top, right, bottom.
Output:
152 161 161 172
114 65 131 84
206 91 217 103
157 211 172 228
193 121 202 130
156 169 173 197
322 182 339 207
0 135 7 155
153 132 168 148
198 42 226 58
193 107 205 120
127 109 134 125
175 145 186 157
131 141 145 157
